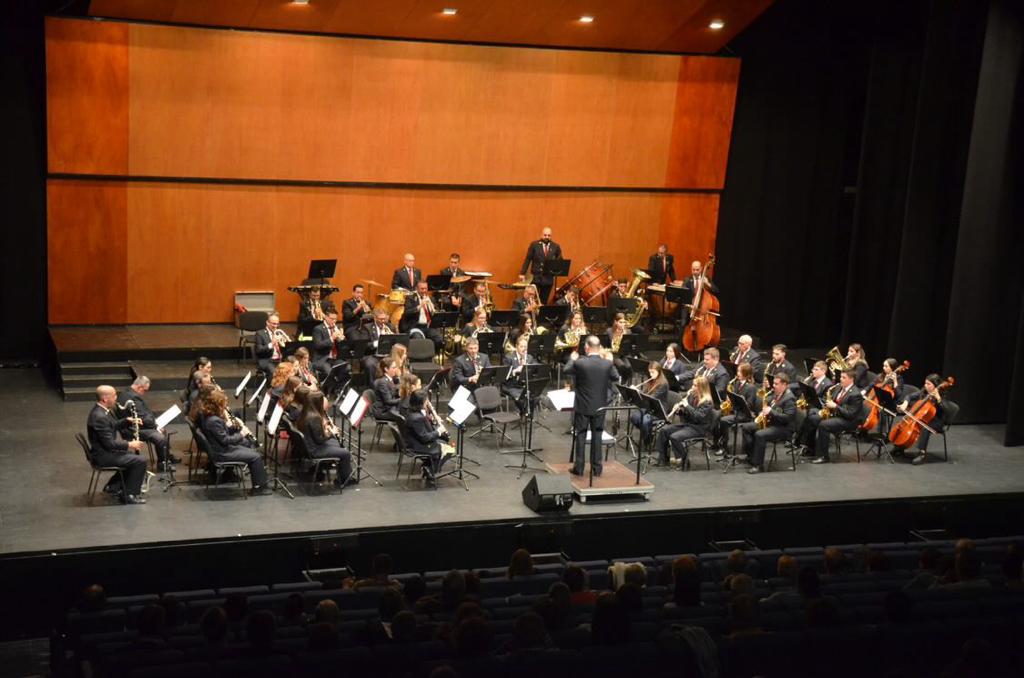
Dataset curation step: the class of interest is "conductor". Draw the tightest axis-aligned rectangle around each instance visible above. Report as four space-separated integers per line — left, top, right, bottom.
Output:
563 336 620 477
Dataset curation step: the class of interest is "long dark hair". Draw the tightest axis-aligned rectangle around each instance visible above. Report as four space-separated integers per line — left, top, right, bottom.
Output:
297 390 328 433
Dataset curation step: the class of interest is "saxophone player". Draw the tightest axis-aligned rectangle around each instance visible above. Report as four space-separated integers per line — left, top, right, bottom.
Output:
729 334 760 367
254 313 287 383
89 385 149 504
808 369 865 464
740 372 797 474
714 363 758 454
311 310 350 384
795 361 834 456
655 377 713 466
452 338 492 393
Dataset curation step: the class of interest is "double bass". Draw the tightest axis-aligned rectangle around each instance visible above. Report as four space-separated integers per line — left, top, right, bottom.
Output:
888 377 954 448
860 360 910 432
682 254 721 352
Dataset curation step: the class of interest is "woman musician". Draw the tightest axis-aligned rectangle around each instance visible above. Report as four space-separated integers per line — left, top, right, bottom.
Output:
277 375 304 421
506 313 536 354
893 374 945 466
403 389 454 483
606 312 633 382
398 372 423 419
661 343 687 382
296 390 352 487
655 376 713 467
555 310 587 355
196 388 269 494
461 308 492 339
630 361 670 444
845 343 870 390
876 358 905 398
293 347 319 389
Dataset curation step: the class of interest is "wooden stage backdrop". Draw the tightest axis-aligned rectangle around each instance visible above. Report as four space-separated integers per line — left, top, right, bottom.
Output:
45 18 739 324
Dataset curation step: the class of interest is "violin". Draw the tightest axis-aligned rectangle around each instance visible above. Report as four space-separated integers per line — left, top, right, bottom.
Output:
860 360 910 432
681 254 721 353
888 376 954 448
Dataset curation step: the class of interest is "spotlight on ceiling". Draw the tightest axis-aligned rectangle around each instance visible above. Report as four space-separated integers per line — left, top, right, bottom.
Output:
291 0 310 5
578 15 595 24
442 8 458 16
708 19 725 30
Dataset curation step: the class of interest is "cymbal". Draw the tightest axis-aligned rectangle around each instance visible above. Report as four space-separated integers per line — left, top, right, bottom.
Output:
361 279 382 288
498 281 530 290
451 275 472 284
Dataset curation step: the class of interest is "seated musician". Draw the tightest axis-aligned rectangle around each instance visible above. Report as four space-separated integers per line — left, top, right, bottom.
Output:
277 376 304 422
647 244 676 285
513 284 542 314
89 385 148 504
118 376 180 467
795 361 833 456
630 361 670 443
398 372 423 418
508 313 536 353
268 362 296 409
893 374 945 466
293 347 319 389
681 347 729 396
606 312 633 382
740 373 797 474
503 335 540 416
661 343 687 381
342 284 373 340
403 389 454 482
681 260 719 296
185 370 213 417
197 388 269 494
452 337 491 393
362 309 397 379
312 310 350 385
183 356 213 404
607 279 628 301
809 369 865 464
400 280 443 350
555 287 582 315
254 312 286 383
878 358 906 400
655 376 713 466
556 310 587 356
845 343 870 390
459 280 490 324
371 357 403 424
462 308 492 339
296 391 352 486
715 363 759 454
730 334 760 367
389 343 410 376
760 344 798 388
391 253 422 291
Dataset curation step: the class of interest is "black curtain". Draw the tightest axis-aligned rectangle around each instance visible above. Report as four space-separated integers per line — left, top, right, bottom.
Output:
717 0 1024 438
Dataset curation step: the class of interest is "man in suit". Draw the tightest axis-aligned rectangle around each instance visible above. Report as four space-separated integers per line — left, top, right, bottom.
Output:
451 338 491 392
361 309 396 379
118 376 180 467
647 244 676 285
741 373 798 474
440 253 465 278
458 281 490 324
441 253 468 313
810 369 865 464
342 284 373 340
311 311 351 386
795 360 834 456
681 347 730 395
760 344 798 392
730 334 760 368
680 260 720 297
254 313 285 383
519 227 563 304
391 253 422 291
400 281 443 349
88 385 148 504
562 336 620 477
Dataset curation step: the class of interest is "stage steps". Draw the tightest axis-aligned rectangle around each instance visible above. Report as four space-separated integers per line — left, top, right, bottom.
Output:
129 360 254 393
58 361 134 401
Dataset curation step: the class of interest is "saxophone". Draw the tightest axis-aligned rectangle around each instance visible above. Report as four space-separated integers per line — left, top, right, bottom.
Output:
720 377 737 415
611 331 624 354
755 393 775 429
819 384 842 419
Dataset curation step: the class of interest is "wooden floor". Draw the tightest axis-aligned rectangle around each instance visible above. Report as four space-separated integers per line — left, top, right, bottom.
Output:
546 461 655 502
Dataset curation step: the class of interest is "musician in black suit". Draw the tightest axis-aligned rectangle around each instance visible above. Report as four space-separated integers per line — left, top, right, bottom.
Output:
342 284 373 339
118 376 180 466
680 260 720 297
810 369 865 464
630 361 670 442
296 391 352 486
715 363 759 453
391 253 422 291
759 344 798 389
440 253 466 278
519 227 563 304
371 358 403 424
741 373 798 474
88 385 148 504
729 334 760 368
362 309 397 380
311 311 350 385
197 389 269 492
795 361 834 455
503 335 541 416
451 338 491 392
659 376 715 466
681 347 729 396
298 287 333 338
661 343 687 382
458 281 490 324
400 281 443 349
562 336 620 477
254 313 286 383
647 244 676 285
403 390 454 481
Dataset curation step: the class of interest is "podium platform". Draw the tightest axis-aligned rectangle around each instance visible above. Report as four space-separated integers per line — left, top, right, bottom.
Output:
546 460 654 503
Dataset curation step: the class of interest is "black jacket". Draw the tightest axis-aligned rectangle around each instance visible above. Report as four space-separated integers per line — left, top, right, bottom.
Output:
117 391 156 429
562 354 620 416
763 390 799 432
647 253 676 284
829 385 866 424
403 411 442 456
87 404 132 455
311 322 339 362
372 377 401 418
452 353 492 389
200 414 246 454
519 240 563 283
391 267 422 291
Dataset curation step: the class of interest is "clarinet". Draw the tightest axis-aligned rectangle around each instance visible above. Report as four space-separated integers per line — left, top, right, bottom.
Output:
224 408 258 446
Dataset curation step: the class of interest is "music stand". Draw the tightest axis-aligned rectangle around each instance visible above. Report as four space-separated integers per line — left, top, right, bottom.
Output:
426 274 452 292
798 382 824 411
306 259 337 286
665 284 691 306
861 386 899 462
722 391 754 472
376 333 409 356
538 305 568 329
615 383 644 460
433 402 477 490
321 364 351 398
541 258 570 286
505 364 549 478
489 310 520 328
608 297 638 322
583 306 607 329
721 361 738 378
634 389 669 474
429 311 458 331
476 331 506 361
628 356 650 384
664 369 681 392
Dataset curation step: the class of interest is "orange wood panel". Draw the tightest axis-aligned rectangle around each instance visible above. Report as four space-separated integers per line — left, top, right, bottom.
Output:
93 182 717 323
47 180 128 324
658 193 720 281
664 56 741 190
45 18 129 175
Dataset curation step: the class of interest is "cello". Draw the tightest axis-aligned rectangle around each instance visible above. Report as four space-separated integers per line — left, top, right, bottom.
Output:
860 360 910 432
682 254 721 352
888 376 954 448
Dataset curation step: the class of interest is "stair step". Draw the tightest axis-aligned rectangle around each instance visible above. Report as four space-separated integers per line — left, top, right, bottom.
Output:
59 361 132 375
62 373 134 385
62 386 109 402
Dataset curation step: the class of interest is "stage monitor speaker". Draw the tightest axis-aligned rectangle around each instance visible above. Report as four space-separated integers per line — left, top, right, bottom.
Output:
522 474 574 513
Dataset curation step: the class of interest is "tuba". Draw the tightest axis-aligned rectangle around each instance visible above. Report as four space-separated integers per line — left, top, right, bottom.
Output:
622 269 651 328
825 346 850 375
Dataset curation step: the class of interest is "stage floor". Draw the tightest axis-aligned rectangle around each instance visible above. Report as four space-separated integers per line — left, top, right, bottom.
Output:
1 368 1019 556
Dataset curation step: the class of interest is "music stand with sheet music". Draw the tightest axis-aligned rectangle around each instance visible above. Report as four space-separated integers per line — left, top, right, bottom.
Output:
488 310 520 328
582 306 608 329
538 305 568 329
541 258 570 291
505 364 550 478
608 297 639 322
628 357 651 384
337 390 381 487
433 397 479 489
426 274 452 292
262 404 296 498
664 369 681 392
321 364 351 399
476 331 506 361
376 333 409 357
428 311 459 335
722 391 754 471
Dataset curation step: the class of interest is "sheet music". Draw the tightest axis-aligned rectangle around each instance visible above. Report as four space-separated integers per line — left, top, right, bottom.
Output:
267 404 284 434
339 388 359 416
448 398 476 426
247 378 267 405
585 430 616 444
154 404 181 431
257 393 272 423
348 396 369 427
547 388 576 411
234 371 252 397
448 386 472 410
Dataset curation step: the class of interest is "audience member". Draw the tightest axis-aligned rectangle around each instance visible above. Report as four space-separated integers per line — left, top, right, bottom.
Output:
454 616 493 658
823 547 847 576
403 574 427 608
313 599 340 628
669 555 701 608
722 549 748 589
591 591 630 645
938 550 990 591
134 604 167 649
728 573 754 597
79 584 106 612
615 583 643 613
726 594 765 638
353 553 403 590
159 595 185 628
390 610 417 643
418 569 467 614
563 565 598 606
508 611 548 652
245 610 276 654
281 593 308 627
306 622 339 652
905 547 945 591
508 549 535 578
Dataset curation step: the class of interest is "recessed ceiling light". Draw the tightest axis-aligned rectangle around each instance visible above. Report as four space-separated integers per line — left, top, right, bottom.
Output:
291 0 310 5
708 19 725 30
442 8 458 16
579 15 594 24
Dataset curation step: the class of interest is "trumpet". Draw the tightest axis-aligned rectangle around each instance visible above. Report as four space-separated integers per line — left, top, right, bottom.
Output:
330 326 345 342
312 298 324 321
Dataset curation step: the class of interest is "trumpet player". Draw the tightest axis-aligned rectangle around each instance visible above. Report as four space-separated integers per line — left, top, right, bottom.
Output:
296 391 352 487
362 309 397 379
452 337 491 393
401 280 443 350
197 388 269 494
655 377 713 467
808 369 865 464
459 280 491 324
403 389 455 483
255 313 287 383
312 311 350 383
513 284 542 314
342 284 373 339
740 372 797 474
555 287 582 316
89 385 149 504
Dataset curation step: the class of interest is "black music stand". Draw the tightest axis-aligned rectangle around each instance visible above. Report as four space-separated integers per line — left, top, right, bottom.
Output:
608 297 639 322
614 383 644 461
722 391 754 472
538 305 568 330
542 259 571 297
628 356 651 384
721 361 738 378
634 389 669 474
340 393 382 488
306 259 337 284
665 285 691 332
798 382 824 411
376 333 409 356
861 386 899 462
583 306 608 329
504 364 549 479
321 364 351 399
664 369 681 392
426 274 452 292
434 404 478 489
489 310 520 328
476 331 506 362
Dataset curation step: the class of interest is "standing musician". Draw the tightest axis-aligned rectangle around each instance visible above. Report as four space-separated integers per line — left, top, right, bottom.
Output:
371 357 403 424
401 280 443 350
647 244 677 285
656 376 714 467
893 374 945 466
503 335 540 416
630 361 670 443
404 389 455 482
682 347 729 396
681 260 720 297
441 253 465 278
391 253 422 291
441 253 467 313
606 312 633 382
293 347 319 389
118 376 180 467
254 313 287 383
197 388 269 494
795 361 834 456
461 308 493 339
741 373 797 474
342 284 373 340
311 310 350 384
808 369 865 464
661 343 687 380
730 334 760 367
845 343 870 390
714 363 758 453
760 344 798 390
519 227 563 304
89 385 149 504
297 391 353 486
563 335 620 477
452 337 492 393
